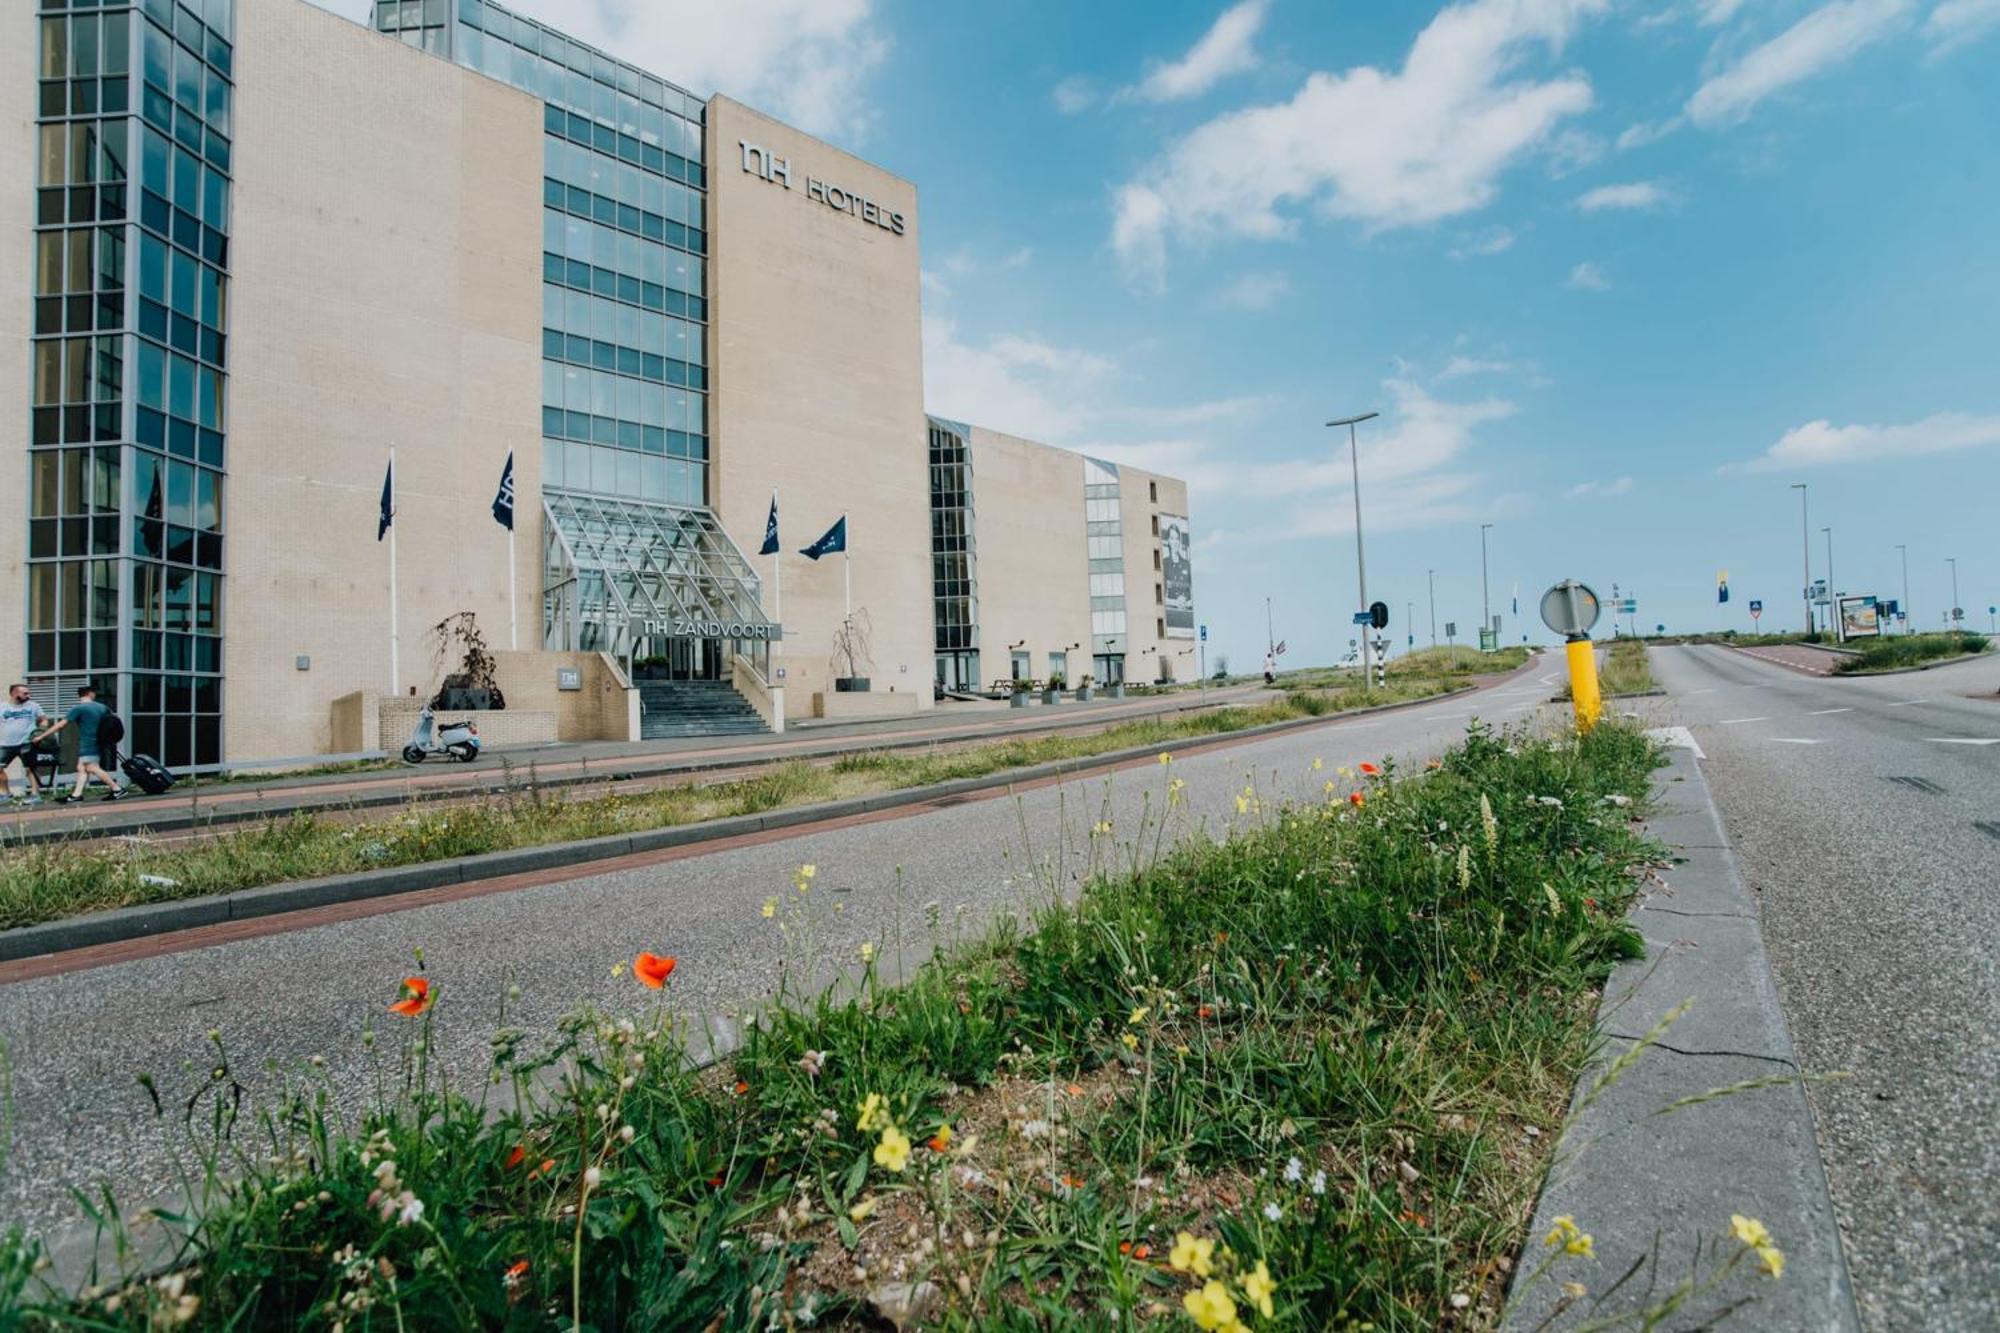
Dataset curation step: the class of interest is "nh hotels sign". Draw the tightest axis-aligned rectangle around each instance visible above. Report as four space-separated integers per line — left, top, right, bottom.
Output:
739 142 907 237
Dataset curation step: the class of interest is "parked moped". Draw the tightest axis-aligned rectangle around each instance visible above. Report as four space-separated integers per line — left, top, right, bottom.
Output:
401 707 481 764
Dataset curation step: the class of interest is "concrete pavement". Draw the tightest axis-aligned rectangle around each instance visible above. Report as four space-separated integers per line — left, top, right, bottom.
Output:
1641 645 2000 1331
0 667 1561 1240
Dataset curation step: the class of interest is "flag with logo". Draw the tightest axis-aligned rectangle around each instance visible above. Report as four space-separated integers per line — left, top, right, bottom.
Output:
1273 640 1287 656
377 458 394 540
800 515 847 561
760 492 780 555
491 452 515 530
1717 570 1730 604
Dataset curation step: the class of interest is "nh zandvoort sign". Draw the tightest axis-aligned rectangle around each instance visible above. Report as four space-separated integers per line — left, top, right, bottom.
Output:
630 616 782 642
740 142 907 237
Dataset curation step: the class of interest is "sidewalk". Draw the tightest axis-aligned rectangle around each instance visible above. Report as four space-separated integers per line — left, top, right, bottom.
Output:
1505 741 1859 1329
0 682 1274 845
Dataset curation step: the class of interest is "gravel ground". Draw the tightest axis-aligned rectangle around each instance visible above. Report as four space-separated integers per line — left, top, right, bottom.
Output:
0 666 1560 1241
1647 645 2000 1332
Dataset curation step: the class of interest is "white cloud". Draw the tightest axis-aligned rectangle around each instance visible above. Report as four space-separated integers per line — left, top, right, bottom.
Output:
1123 0 1270 103
1686 0 1912 128
1566 475 1636 496
1450 226 1519 258
1923 0 2000 54
1734 411 2000 470
1615 116 1684 149
1575 180 1672 211
1566 260 1611 290
1545 127 1608 177
1437 355 1520 380
309 0 890 141
1052 76 1097 114
1110 0 1606 283
1696 0 1751 25
1216 271 1292 310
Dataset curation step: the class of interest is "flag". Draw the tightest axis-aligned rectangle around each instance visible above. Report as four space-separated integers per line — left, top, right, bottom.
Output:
759 492 780 555
377 459 394 541
799 515 846 561
1273 640 1287 656
1717 570 1730 604
491 452 515 530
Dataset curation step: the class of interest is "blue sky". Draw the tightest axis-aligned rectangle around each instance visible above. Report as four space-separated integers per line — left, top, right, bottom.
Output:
317 0 2000 664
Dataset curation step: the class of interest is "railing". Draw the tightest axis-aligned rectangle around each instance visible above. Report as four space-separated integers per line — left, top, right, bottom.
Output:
731 653 786 734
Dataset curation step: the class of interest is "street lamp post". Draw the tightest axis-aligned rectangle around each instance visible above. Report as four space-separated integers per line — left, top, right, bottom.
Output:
1479 523 1493 652
1948 557 1961 627
1327 411 1380 689
1406 600 1414 653
1427 569 1437 647
1822 527 1835 606
1896 544 1910 635
1790 484 1811 635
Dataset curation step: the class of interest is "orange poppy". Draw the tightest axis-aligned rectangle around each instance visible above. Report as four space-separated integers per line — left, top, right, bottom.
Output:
707 1173 725 1189
733 1080 750 1097
504 1260 529 1279
633 953 678 989
1347 791 1366 808
1196 1004 1214 1019
1062 1174 1083 1189
388 976 432 1016
1118 1241 1132 1255
536 1159 555 1176
1359 761 1382 777
505 1145 526 1170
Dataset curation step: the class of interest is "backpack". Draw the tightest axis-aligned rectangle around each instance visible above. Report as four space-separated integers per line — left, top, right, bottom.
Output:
99 710 125 750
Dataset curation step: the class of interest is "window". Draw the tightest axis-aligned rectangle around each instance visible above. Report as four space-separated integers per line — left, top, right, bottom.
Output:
1149 480 1158 502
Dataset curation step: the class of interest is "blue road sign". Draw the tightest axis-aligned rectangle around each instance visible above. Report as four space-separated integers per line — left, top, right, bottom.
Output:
1199 624 1207 642
1352 611 1372 625
1748 599 1762 613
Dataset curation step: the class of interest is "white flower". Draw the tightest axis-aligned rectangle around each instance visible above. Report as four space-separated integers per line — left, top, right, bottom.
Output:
396 1194 425 1227
583 1166 602 1189
1309 1169 1327 1196
798 1050 826 1078
1263 1202 1282 1222
1283 1157 1304 1184
1601 793 1632 807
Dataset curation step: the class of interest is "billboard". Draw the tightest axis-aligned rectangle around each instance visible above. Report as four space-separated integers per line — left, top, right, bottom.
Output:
1836 595 1880 642
1160 513 1195 637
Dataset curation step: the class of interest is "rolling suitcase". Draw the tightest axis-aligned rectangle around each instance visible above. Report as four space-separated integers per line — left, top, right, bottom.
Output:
120 752 177 796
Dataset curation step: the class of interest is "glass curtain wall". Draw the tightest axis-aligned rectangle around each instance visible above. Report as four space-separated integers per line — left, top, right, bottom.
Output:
29 0 232 769
928 418 979 691
1084 457 1127 684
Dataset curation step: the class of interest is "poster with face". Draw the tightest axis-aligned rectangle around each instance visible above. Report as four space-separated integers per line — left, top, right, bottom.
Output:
1161 514 1194 637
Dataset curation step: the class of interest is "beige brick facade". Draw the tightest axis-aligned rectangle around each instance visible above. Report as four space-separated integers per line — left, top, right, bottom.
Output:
1119 465 1194 684
963 426 1090 687
705 96 932 716
222 0 544 759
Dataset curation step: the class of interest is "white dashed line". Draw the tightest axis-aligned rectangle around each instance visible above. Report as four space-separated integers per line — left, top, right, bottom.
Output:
1719 717 1769 725
1770 738 1824 745
1886 700 1929 708
1927 738 2000 746
1808 707 1853 715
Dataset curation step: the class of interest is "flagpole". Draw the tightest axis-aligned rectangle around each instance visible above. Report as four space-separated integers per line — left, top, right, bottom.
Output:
842 512 851 620
387 445 400 697
508 524 518 650
772 487 782 628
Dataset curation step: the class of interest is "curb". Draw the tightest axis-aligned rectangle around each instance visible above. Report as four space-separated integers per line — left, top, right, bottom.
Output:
1503 743 1859 1329
0 680 1507 965
0 689 1279 850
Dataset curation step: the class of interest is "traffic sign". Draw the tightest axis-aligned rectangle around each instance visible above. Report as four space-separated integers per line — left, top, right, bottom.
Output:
1539 580 1602 639
1369 601 1389 630
1748 599 1763 621
1200 624 1208 642
1352 611 1371 625
1444 621 1456 638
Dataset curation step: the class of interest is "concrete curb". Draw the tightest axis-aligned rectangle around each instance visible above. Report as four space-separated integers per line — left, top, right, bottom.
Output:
0 681 1502 964
1503 743 1860 1330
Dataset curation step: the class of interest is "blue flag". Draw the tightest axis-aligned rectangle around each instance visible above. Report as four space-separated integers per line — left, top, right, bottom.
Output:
799 515 846 561
759 492 780 555
377 458 394 541
492 452 515 531
1717 571 1730 604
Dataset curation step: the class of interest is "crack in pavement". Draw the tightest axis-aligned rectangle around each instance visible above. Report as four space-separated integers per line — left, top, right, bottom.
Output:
1601 1034 1799 1068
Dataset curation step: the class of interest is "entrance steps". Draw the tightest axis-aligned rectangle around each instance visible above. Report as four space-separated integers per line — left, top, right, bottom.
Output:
637 680 771 739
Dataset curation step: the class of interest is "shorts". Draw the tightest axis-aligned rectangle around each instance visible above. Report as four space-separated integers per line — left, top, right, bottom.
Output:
0 743 33 768
77 753 101 766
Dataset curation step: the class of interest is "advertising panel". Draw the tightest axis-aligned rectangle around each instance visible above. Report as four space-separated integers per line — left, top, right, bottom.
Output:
1836 595 1881 642
1161 514 1195 637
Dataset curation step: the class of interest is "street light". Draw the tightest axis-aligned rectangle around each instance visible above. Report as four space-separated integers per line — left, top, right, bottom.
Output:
1790 484 1811 635
1427 568 1437 648
1896 544 1910 635
1479 523 1493 652
1948 557 1961 627
1822 527 1835 608
1327 410 1380 689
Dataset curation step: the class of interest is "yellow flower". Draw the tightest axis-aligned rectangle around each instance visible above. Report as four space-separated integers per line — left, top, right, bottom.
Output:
1128 1006 1150 1025
760 897 778 919
1754 1244 1785 1279
799 864 817 879
609 962 626 978
1311 757 1323 771
1121 1032 1140 1051
1169 1231 1215 1277
856 1092 889 1133
1158 752 1173 765
1235 796 1250 815
1729 1215 1771 1249
873 1124 912 1173
1545 1215 1587 1251
848 1196 876 1222
859 941 876 963
1093 820 1113 835
1324 780 1337 797
1337 766 1354 780
1567 1232 1594 1257
1241 1259 1276 1318
1169 777 1187 800
1182 1280 1238 1331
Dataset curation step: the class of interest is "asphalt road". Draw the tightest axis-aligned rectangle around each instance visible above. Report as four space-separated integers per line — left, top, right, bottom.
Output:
1644 645 2000 1332
0 666 1560 1240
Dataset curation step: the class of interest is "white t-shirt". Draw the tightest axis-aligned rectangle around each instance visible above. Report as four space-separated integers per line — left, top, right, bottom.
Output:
0 699 47 747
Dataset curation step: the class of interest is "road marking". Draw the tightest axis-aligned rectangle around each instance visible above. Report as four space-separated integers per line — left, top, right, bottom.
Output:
1645 726 1705 758
1719 717 1768 725
1770 738 1824 745
1808 707 1852 715
1928 738 2000 746
1886 700 1929 708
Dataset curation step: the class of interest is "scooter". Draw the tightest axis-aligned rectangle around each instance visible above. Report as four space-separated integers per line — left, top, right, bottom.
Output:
401 706 481 764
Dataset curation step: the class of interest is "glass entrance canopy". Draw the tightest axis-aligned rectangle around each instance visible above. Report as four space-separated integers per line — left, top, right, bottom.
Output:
543 493 777 659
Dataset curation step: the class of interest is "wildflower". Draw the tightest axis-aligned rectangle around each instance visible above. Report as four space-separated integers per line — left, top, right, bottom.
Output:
928 1124 952 1152
1092 820 1113 836
761 897 778 919
1347 791 1365 808
859 941 876 964
1728 1215 1771 1249
1169 777 1187 800
1121 1032 1140 1052
873 1125 912 1173
1544 884 1562 916
582 1167 602 1190
609 962 626 978
1169 1231 1216 1277
1480 793 1498 851
856 1092 890 1133
1283 1156 1303 1183
387 977 432 1017
1457 844 1472 891
537 1158 555 1176
1602 793 1632 808
1324 780 1337 797
1158 752 1173 765
1197 1004 1214 1019
1129 1005 1150 1025
503 1259 529 1289
1241 1259 1277 1318
396 1194 425 1226
618 1124 635 1144
1358 761 1381 777
1308 1169 1327 1196
1235 796 1250 815
1182 1279 1238 1331
504 1144 526 1170
733 1080 750 1097
1311 757 1324 771
632 953 678 989
848 1197 876 1222
799 1049 826 1078
1545 1215 1593 1256
1262 1202 1282 1222
799 863 817 879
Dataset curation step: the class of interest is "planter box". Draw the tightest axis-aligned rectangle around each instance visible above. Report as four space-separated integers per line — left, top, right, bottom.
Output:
1075 686 1093 701
834 677 871 693
1107 683 1126 699
1009 692 1031 708
1041 689 1061 705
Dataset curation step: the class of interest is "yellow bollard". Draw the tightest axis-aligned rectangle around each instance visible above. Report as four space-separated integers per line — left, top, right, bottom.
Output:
1565 637 1602 733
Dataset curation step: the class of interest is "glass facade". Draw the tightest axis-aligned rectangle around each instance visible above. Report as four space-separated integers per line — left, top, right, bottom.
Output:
1084 457 1127 684
927 417 979 690
27 0 232 769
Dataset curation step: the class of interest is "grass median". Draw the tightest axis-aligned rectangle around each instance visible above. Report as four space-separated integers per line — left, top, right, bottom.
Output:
1831 630 1990 674
0 721 1721 1331
1599 639 1656 695
0 680 1465 932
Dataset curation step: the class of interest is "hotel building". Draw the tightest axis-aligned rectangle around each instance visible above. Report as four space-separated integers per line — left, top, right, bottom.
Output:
5 0 1195 766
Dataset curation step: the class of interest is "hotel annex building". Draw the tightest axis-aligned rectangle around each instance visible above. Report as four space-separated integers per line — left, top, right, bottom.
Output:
6 0 1195 766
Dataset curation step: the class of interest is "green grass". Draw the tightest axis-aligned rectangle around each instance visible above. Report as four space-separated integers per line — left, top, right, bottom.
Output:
1831 631 1990 674
1 721 1692 1331
1276 646 1530 692
0 683 1462 932
1599 639 1657 695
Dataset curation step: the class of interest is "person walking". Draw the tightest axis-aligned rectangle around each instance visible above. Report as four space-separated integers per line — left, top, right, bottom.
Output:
37 685 126 803
1 684 50 806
